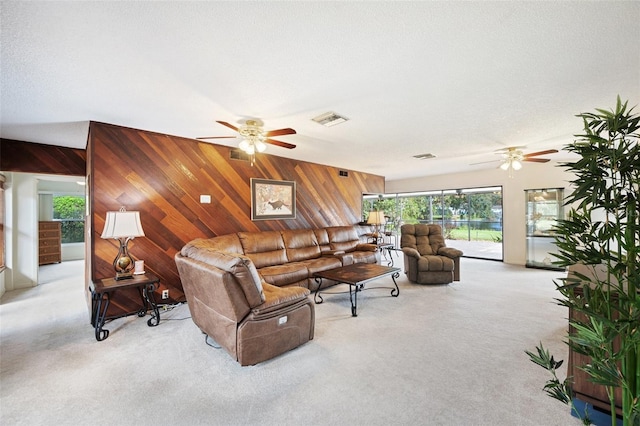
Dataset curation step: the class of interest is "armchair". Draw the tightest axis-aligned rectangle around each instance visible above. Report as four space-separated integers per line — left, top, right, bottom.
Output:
400 224 463 284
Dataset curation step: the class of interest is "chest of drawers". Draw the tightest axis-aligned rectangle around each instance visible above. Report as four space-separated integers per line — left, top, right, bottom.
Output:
39 221 61 265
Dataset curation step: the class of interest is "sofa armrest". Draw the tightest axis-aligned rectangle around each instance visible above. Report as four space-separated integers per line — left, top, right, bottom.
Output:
438 247 463 258
355 243 378 252
251 283 310 317
401 247 421 259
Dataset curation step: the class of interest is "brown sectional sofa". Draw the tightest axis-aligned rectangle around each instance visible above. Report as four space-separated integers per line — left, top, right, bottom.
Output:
174 225 380 365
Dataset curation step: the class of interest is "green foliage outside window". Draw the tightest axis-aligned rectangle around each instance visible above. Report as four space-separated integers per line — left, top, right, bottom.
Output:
53 195 85 243
365 190 502 242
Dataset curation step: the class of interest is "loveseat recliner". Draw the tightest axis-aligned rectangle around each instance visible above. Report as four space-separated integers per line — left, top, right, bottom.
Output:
400 224 463 285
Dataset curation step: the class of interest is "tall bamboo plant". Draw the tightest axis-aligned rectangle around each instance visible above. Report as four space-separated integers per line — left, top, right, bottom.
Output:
526 97 640 426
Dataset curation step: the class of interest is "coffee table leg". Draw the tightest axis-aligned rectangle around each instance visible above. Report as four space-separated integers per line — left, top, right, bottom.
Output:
391 272 400 297
349 284 358 317
314 277 324 304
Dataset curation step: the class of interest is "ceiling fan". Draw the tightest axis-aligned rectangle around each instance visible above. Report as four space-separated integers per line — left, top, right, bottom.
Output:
473 146 558 175
197 119 297 165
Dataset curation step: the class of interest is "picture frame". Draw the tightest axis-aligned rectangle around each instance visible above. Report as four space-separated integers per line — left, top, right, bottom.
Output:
251 178 296 220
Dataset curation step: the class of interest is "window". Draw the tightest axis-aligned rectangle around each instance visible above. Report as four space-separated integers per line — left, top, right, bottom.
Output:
53 195 85 243
363 186 503 261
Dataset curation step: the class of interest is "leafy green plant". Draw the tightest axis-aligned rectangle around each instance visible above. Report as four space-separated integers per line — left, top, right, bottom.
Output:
527 97 640 426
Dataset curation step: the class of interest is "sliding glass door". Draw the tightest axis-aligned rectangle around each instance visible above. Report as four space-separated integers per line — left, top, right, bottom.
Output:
363 186 503 261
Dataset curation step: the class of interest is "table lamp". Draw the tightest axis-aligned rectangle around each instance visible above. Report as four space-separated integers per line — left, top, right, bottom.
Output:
100 207 145 280
367 211 386 243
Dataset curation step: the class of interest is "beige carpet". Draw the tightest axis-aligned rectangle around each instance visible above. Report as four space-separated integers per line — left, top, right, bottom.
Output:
0 257 579 425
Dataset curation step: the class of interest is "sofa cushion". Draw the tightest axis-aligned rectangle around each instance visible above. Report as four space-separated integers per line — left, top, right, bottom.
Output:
180 234 243 257
282 229 321 262
313 228 332 254
303 256 343 275
259 262 309 287
238 231 288 268
351 250 379 264
417 254 455 272
179 246 265 305
326 226 360 252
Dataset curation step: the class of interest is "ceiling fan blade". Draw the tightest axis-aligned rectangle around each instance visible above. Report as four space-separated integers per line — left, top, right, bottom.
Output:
216 121 239 132
265 138 296 149
266 128 296 137
470 159 501 165
524 149 558 158
523 158 550 163
196 136 237 140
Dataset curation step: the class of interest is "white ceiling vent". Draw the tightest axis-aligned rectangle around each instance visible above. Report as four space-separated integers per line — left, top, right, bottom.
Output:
312 112 349 127
413 153 436 160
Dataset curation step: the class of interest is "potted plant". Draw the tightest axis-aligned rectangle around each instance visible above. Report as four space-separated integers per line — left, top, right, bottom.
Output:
526 97 639 426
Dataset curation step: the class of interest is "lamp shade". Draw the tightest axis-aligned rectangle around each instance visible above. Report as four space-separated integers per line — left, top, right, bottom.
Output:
101 211 145 239
367 211 386 225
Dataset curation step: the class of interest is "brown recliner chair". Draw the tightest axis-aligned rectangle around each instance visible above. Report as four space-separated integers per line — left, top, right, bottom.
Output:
175 244 314 366
400 224 463 285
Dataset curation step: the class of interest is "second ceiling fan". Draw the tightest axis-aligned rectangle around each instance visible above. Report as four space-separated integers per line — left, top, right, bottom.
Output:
496 147 558 171
473 146 558 174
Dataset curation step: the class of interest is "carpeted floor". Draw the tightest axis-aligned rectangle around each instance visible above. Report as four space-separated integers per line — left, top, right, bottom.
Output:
0 257 580 425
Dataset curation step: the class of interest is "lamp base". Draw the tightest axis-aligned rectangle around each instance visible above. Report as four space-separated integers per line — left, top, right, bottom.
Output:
115 272 134 280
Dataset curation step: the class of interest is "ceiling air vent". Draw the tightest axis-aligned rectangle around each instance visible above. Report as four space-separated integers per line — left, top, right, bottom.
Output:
339 170 349 177
230 149 250 162
413 153 436 160
312 111 349 127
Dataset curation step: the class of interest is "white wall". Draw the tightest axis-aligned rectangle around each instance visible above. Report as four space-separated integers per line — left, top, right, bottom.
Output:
386 162 574 265
4 172 39 290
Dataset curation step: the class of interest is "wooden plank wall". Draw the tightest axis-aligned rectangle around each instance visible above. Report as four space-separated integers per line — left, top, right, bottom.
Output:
89 122 384 316
0 138 86 176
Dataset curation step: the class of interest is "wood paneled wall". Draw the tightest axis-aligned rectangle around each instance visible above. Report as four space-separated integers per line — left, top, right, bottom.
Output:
88 122 384 316
0 138 86 176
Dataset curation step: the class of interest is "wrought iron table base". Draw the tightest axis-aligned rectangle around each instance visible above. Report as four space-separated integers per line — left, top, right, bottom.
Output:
314 272 400 317
91 278 160 341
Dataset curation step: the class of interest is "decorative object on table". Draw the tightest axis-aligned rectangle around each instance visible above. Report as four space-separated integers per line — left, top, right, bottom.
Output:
366 210 386 243
134 260 145 275
100 206 145 280
197 119 296 166
525 97 639 425
251 178 296 220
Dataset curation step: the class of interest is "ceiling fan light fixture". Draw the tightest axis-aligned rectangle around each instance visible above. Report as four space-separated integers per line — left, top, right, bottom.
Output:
511 160 522 170
238 139 251 152
255 140 267 153
500 161 511 170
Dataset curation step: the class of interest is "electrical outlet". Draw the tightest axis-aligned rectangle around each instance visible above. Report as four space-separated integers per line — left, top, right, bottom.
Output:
162 289 169 299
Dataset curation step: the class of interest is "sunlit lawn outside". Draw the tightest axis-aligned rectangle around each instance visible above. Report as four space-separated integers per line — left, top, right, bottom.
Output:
448 227 502 242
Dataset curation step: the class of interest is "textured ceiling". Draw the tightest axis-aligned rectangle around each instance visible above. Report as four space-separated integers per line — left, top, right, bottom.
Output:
1 1 638 181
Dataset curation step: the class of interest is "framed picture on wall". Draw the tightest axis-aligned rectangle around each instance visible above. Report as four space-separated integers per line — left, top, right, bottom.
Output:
251 178 296 220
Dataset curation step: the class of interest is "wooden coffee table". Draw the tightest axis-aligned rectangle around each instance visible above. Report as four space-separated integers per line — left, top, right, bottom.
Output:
313 263 400 317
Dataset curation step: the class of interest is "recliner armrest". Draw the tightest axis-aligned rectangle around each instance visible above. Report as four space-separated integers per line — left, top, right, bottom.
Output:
401 247 421 259
251 283 310 317
438 247 463 258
